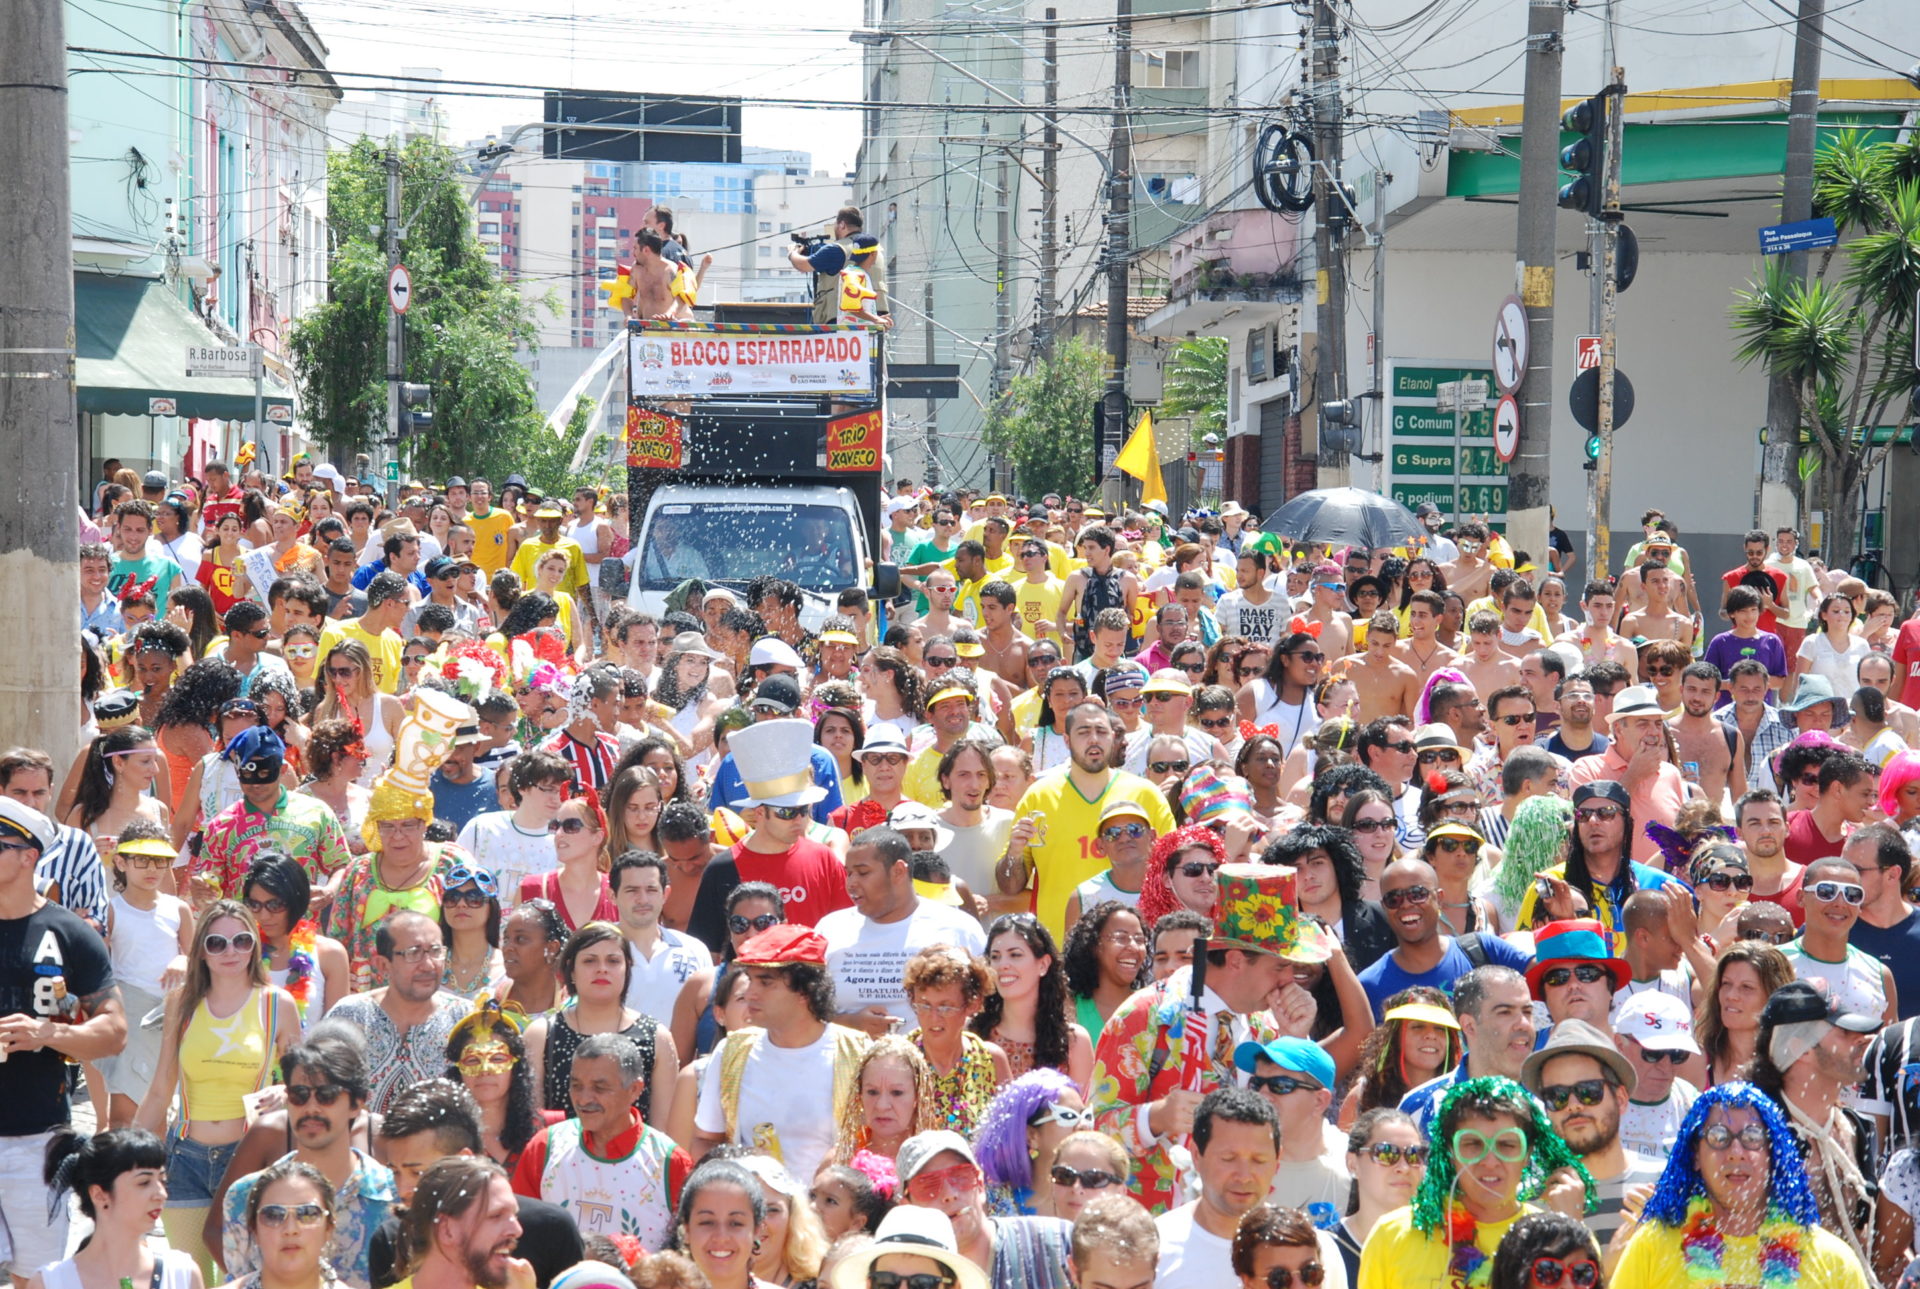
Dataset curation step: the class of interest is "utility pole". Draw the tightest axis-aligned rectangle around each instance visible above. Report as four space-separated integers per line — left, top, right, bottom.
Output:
1760 0 1824 532
924 279 939 487
1509 0 1564 566
1309 0 1349 480
0 1 82 775
1102 0 1133 492
1368 170 1388 492
1037 8 1059 359
383 149 402 510
1587 73 1626 575
994 143 1012 490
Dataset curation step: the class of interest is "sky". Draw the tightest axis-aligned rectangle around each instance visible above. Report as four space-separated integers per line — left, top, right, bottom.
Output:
305 0 867 174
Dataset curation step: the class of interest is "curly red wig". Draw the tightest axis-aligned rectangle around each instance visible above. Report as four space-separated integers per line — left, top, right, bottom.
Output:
1137 822 1228 929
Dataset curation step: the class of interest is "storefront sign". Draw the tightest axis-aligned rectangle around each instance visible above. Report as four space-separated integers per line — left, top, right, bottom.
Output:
628 325 874 397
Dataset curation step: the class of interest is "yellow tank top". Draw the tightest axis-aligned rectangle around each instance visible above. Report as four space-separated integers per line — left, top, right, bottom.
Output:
180 987 274 1121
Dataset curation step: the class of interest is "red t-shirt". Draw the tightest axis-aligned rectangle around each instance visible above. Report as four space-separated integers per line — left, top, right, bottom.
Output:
730 837 852 928
1722 565 1789 634
1894 618 1920 708
1783 808 1846 866
1749 864 1806 929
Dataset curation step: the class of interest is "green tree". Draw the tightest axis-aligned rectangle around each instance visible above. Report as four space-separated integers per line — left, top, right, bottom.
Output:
1730 130 1920 566
290 138 585 489
1160 336 1228 439
985 338 1103 499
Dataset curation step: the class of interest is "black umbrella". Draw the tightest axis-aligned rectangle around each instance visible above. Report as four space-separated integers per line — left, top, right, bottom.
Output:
1256 487 1425 551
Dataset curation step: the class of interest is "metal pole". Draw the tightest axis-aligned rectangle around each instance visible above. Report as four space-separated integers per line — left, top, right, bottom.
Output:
384 149 402 511
1453 401 1463 525
1510 0 1563 563
1368 171 1387 491
1038 8 1058 359
1103 0 1133 492
1759 0 1824 532
1593 72 1625 576
924 279 939 487
1309 0 1348 479
0 0 82 775
252 342 264 454
994 145 1012 488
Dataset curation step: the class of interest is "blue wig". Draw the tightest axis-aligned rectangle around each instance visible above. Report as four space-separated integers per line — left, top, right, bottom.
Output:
975 1068 1081 1195
1639 1081 1819 1227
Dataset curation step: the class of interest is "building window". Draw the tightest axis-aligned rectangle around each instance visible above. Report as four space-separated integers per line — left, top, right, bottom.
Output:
1134 48 1201 88
759 221 772 233
479 222 499 234
759 245 771 258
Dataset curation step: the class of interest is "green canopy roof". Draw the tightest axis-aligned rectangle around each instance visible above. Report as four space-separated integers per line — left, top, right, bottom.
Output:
75 272 293 421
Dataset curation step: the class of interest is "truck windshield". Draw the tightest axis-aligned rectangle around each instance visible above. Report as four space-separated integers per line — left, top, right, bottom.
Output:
639 501 858 595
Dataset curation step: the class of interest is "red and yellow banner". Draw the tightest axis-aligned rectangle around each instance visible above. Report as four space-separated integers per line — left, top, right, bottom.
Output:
826 409 883 472
626 406 684 469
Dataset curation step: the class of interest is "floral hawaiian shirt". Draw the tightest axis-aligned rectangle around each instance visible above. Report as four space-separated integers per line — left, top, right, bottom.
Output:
194 787 351 897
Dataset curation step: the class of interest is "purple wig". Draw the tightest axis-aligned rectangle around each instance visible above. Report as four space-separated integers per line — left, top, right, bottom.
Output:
975 1068 1081 1193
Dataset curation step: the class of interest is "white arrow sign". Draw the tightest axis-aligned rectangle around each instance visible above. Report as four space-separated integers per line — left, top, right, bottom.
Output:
388 264 413 315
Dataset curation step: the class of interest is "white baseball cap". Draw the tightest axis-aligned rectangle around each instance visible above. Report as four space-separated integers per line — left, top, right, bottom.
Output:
748 637 804 670
1611 990 1701 1054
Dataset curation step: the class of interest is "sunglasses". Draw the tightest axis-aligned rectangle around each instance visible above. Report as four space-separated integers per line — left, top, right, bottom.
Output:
1697 872 1754 892
1638 1047 1688 1064
1290 651 1327 665
729 912 782 935
1493 713 1534 727
1382 885 1431 910
1701 1122 1768 1151
1265 1266 1325 1289
1417 750 1461 766
257 1203 330 1230
204 932 257 955
905 1162 980 1203
1808 880 1865 905
1573 805 1623 823
547 817 592 835
1361 1142 1429 1167
769 804 810 820
1432 838 1480 856
443 888 493 909
1541 964 1610 989
1050 1164 1122 1190
926 655 958 667
1349 816 1395 834
1383 740 1416 754
444 865 499 897
285 1082 349 1106
869 1275 954 1289
1452 1126 1528 1164
243 895 286 916
1539 1078 1609 1111
1645 665 1676 677
1199 715 1234 729
456 1048 517 1076
1529 1257 1599 1289
326 666 359 680
1248 1073 1320 1096
1177 860 1221 879
1101 822 1150 842
1150 759 1191 775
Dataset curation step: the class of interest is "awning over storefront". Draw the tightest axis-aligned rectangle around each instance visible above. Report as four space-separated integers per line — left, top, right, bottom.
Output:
75 272 293 421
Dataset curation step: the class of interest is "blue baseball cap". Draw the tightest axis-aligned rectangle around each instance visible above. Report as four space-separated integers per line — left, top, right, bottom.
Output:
226 727 286 783
1234 1036 1336 1090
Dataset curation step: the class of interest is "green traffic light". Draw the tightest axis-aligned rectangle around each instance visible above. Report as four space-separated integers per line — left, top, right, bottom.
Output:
1585 433 1602 460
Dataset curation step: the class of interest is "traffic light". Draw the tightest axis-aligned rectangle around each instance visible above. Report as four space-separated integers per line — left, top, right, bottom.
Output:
1558 93 1608 219
1583 432 1601 470
1320 399 1361 454
398 382 434 439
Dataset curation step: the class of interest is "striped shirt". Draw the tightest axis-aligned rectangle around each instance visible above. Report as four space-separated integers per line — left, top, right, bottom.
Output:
34 825 109 929
1588 1150 1665 1247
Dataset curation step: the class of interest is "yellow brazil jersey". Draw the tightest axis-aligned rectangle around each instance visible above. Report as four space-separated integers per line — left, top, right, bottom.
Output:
1009 685 1044 734
465 508 515 575
1014 576 1065 642
512 536 588 597
318 619 405 695
983 552 1016 581
1017 769 1176 942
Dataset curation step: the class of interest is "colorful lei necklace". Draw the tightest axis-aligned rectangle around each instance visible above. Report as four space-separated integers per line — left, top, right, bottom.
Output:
1445 1203 1495 1289
278 920 319 1021
1678 1194 1802 1287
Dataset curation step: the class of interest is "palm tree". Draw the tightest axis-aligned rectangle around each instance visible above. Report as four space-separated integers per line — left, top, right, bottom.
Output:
1161 337 1229 439
1730 132 1920 566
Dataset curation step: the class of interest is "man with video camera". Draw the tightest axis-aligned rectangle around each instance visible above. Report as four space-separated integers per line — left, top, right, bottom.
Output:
787 205 888 326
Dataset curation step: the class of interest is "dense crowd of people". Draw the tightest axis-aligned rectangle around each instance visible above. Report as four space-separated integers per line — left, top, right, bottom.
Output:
14 468 1920 1289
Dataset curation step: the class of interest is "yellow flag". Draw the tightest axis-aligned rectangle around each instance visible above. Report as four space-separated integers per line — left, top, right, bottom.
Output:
1113 409 1167 509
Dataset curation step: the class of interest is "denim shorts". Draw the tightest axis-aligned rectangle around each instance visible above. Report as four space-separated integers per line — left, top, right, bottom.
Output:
165 1133 239 1207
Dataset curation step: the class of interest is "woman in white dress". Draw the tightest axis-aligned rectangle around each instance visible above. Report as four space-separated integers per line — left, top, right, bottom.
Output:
1791 591 1873 702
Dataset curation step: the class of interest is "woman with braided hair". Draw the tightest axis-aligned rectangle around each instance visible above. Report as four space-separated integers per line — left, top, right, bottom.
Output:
1356 1076 1595 1289
1609 1081 1865 1289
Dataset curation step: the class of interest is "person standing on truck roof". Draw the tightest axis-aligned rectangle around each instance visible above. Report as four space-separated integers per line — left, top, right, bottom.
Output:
513 502 597 650
787 206 888 328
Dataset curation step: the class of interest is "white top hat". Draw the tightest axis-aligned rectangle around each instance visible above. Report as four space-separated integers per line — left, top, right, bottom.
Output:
728 718 829 808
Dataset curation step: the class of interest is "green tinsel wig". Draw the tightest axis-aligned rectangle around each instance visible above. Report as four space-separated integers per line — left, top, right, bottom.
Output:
1409 1075 1598 1233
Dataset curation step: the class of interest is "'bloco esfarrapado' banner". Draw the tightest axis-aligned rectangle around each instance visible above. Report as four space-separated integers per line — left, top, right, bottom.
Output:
628 323 875 397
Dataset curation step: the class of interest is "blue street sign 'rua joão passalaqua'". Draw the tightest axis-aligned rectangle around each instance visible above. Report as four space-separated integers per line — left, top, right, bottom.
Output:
1758 217 1839 255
